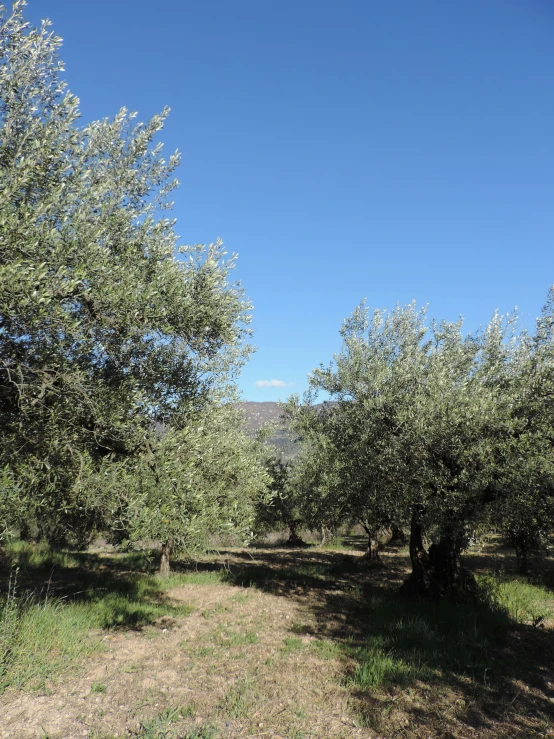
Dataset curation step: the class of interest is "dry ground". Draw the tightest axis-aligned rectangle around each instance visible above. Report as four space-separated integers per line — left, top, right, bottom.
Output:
1 542 553 739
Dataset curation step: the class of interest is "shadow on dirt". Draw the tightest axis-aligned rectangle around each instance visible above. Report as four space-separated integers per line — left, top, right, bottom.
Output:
214 546 554 739
0 546 191 630
2 542 553 737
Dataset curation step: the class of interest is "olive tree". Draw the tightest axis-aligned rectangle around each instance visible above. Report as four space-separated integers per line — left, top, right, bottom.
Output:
287 303 428 561
493 290 554 571
291 299 551 599
92 404 270 574
0 2 252 547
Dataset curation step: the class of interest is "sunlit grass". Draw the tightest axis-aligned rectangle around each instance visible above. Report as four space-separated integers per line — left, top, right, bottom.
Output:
480 574 554 625
0 550 196 692
163 571 227 586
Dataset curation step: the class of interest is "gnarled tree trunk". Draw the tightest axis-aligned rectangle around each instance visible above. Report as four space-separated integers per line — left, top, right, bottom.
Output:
389 524 406 545
285 520 308 547
400 514 476 601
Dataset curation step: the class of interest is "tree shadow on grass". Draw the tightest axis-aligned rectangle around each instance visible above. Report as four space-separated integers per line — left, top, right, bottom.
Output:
3 543 553 737
339 535 369 552
214 547 554 739
1 546 192 630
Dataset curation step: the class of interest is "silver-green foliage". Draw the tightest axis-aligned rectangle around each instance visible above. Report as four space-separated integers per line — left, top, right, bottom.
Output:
0 2 253 544
288 294 554 567
93 403 270 558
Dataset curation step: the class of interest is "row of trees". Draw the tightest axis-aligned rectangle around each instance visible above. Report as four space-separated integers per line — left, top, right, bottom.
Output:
278 298 554 597
2 4 552 598
0 2 270 572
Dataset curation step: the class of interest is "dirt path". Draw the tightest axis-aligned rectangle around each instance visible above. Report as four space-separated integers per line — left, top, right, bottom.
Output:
0 575 373 739
1 544 553 739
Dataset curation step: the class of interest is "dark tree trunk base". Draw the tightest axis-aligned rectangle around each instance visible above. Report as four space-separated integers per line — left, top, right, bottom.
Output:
400 535 477 602
0 546 8 572
284 523 309 548
361 542 383 567
283 534 310 548
388 525 407 545
361 528 383 565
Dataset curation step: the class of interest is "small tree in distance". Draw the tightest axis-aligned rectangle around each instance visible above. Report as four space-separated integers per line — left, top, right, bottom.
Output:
254 456 310 547
92 404 270 575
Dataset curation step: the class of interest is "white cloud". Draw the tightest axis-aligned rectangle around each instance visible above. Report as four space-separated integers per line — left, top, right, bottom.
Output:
255 379 292 388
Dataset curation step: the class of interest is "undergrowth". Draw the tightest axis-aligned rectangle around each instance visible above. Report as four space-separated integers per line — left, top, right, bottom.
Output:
0 552 196 692
345 573 553 691
2 541 553 706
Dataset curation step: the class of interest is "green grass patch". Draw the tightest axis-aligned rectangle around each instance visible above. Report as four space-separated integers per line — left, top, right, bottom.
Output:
320 536 357 551
347 642 424 689
281 636 305 652
163 570 228 586
211 627 258 647
6 541 89 571
0 557 195 691
0 596 103 692
342 573 554 691
220 675 253 718
341 583 514 690
310 638 341 660
480 574 554 626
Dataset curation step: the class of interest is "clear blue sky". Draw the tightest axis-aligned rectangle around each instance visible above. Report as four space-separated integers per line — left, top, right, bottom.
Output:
28 0 554 401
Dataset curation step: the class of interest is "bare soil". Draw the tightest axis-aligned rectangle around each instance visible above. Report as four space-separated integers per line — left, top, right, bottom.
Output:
1 543 553 739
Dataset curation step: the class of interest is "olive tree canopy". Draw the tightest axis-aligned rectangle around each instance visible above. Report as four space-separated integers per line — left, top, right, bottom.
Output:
0 2 253 544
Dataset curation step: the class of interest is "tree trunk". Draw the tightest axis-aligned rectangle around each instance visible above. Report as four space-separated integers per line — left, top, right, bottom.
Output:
285 521 308 547
159 542 171 578
389 524 406 544
400 516 476 601
361 525 381 563
515 544 529 575
0 543 8 572
409 514 427 576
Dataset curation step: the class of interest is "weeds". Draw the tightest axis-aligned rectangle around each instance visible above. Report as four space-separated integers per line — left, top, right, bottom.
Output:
341 586 512 690
347 642 423 688
162 571 226 587
0 550 195 692
221 675 253 717
342 572 554 692
133 706 182 738
310 638 340 660
0 567 21 679
480 573 554 625
211 628 258 647
281 636 304 652
2 542 553 739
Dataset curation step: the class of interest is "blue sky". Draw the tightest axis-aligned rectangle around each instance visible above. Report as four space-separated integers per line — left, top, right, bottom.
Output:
28 0 554 401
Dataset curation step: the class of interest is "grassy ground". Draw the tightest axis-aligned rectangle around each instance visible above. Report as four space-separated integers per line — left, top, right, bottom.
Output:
0 538 553 739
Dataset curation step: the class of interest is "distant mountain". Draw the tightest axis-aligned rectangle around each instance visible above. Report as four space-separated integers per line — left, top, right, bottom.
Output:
238 401 301 460
237 401 285 430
